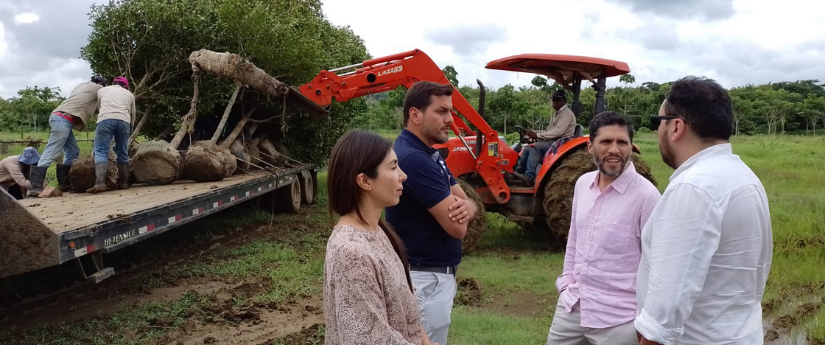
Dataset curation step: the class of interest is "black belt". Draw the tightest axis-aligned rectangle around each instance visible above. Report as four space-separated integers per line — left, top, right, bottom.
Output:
409 264 457 275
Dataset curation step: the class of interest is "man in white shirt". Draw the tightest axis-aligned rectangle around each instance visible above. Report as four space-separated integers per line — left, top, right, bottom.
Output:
635 76 773 345
87 76 136 193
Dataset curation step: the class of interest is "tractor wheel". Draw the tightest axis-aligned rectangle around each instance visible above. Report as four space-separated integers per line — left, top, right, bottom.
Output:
542 148 658 246
300 172 316 205
457 179 487 253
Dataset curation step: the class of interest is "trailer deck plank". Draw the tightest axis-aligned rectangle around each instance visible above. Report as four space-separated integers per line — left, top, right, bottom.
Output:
18 172 268 234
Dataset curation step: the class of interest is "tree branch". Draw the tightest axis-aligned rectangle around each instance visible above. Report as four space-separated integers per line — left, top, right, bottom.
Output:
210 82 242 144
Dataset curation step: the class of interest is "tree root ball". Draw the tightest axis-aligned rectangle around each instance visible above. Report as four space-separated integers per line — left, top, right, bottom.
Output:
229 141 250 173
457 179 486 252
258 139 288 167
68 153 118 192
182 141 236 182
246 139 262 167
131 140 182 185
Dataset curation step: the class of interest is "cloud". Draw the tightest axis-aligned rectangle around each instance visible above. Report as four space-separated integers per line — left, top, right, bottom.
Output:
424 24 508 56
0 0 99 98
605 0 735 20
14 13 39 24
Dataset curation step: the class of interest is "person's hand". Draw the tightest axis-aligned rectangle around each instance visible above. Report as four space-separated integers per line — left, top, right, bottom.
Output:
526 130 538 139
448 195 477 224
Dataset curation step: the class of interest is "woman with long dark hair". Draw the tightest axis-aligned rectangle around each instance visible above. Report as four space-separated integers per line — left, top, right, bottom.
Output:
323 130 435 345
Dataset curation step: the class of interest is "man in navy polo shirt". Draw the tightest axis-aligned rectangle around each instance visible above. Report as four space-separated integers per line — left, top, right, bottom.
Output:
386 81 479 345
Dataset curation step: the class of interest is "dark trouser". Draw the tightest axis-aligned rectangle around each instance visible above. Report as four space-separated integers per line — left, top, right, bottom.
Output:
521 140 554 181
3 184 25 200
94 119 130 163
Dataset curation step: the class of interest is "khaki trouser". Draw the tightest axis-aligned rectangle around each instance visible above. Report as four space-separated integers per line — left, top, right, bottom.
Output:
546 299 638 345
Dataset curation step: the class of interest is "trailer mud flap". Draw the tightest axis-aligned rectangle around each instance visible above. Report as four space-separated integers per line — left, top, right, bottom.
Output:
0 188 61 279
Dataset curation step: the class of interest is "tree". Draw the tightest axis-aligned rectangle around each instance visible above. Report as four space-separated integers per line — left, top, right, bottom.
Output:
81 0 371 165
443 65 459 87
619 73 636 86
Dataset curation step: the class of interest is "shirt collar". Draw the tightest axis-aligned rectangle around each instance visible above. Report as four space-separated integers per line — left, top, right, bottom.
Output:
556 105 569 114
669 143 732 182
590 161 637 194
398 128 437 155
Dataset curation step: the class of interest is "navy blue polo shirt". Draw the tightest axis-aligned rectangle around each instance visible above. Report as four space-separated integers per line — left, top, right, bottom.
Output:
385 129 461 267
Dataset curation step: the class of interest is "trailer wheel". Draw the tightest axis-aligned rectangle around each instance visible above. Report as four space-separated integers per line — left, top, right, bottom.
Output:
277 181 301 213
300 172 316 205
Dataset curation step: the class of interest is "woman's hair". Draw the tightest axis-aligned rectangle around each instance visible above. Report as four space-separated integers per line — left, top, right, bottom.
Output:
327 129 413 293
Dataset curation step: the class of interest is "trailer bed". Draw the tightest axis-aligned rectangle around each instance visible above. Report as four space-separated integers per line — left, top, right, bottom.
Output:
19 173 264 233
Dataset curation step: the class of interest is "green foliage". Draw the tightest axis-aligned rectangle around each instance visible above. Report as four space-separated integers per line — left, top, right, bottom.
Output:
0 86 64 132
77 0 370 165
443 65 460 87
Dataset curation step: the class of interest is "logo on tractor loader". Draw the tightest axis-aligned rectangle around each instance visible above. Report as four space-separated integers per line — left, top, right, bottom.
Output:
378 66 403 77
453 147 469 152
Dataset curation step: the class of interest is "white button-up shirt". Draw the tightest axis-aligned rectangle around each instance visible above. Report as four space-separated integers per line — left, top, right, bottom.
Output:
635 143 773 345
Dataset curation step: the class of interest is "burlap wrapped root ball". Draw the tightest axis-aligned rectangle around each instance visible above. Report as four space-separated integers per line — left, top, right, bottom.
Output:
229 141 250 173
181 141 236 182
131 140 182 185
69 151 118 192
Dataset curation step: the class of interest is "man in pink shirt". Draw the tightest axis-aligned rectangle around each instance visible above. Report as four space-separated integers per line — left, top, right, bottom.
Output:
545 111 661 345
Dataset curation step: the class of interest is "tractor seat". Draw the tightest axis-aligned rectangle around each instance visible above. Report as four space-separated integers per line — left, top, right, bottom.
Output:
574 124 584 137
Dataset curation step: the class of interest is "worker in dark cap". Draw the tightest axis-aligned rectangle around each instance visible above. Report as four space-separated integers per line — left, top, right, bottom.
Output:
516 89 577 183
28 76 107 197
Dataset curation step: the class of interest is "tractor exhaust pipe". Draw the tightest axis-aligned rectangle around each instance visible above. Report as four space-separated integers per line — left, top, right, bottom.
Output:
475 79 486 157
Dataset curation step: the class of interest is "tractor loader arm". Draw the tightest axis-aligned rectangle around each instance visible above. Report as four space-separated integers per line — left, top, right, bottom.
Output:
298 49 514 203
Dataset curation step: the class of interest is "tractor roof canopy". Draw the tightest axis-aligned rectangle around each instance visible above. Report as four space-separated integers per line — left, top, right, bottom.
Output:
485 54 630 88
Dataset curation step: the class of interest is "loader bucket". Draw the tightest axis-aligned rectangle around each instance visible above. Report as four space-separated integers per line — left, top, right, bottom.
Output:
0 188 61 279
287 86 329 119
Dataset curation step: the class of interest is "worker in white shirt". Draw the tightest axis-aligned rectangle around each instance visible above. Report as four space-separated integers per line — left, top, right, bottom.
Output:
87 76 136 194
635 76 772 345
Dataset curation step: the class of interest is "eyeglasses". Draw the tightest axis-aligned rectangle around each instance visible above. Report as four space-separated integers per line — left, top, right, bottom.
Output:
649 115 680 129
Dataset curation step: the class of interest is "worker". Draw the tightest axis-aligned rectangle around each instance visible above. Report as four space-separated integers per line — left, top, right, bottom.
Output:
545 112 660 345
515 89 577 183
28 76 107 197
87 76 136 194
385 81 479 345
0 147 41 200
636 76 772 344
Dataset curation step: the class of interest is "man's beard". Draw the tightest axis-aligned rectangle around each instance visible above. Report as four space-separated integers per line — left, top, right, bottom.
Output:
659 140 678 169
593 154 628 178
423 123 448 144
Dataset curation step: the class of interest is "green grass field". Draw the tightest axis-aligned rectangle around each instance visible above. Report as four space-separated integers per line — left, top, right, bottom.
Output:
2 130 823 344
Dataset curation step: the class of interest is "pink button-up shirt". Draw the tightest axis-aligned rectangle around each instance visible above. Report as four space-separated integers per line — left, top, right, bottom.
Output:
556 162 661 328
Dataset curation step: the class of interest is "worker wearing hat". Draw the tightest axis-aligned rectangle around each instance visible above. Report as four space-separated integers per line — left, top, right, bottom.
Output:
515 89 578 183
1 147 41 200
28 76 107 197
87 76 136 194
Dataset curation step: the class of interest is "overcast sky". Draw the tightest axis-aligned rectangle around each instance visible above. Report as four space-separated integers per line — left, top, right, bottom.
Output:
1 0 823 99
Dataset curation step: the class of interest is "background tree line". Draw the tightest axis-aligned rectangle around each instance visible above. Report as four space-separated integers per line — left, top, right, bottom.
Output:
351 68 825 137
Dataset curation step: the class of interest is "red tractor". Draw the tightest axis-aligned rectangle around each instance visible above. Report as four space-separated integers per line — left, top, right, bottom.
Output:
296 49 656 250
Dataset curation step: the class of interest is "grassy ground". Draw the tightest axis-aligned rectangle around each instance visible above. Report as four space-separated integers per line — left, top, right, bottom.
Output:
1 130 823 344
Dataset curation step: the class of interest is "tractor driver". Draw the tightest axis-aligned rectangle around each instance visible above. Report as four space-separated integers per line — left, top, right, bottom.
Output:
516 89 577 183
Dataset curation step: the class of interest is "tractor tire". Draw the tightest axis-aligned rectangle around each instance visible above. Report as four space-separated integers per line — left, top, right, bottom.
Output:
542 148 658 246
457 179 487 253
300 171 317 205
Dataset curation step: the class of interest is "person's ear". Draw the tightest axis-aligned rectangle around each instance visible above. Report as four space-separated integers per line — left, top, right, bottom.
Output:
409 107 423 125
355 173 371 192
587 140 593 154
671 118 687 142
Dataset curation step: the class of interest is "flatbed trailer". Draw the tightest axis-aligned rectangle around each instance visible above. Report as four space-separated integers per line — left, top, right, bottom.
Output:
0 165 318 282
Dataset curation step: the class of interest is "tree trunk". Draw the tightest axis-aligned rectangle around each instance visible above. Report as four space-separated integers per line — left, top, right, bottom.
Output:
188 49 291 99
171 71 201 148
129 104 152 147
210 83 242 144
218 110 254 149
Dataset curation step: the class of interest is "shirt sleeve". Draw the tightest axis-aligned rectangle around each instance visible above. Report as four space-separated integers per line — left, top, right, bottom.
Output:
556 177 581 293
400 152 452 209
637 185 662 237
4 160 31 190
537 110 574 141
635 183 722 344
327 246 418 345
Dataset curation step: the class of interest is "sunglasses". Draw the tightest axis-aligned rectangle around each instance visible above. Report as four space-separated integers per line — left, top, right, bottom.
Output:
649 115 680 130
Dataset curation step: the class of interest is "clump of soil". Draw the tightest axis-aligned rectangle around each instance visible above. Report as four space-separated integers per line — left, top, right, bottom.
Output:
246 138 262 167
258 139 289 166
456 179 486 252
181 141 236 182
454 277 483 306
68 152 118 191
131 140 182 185
263 323 325 345
199 277 273 325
